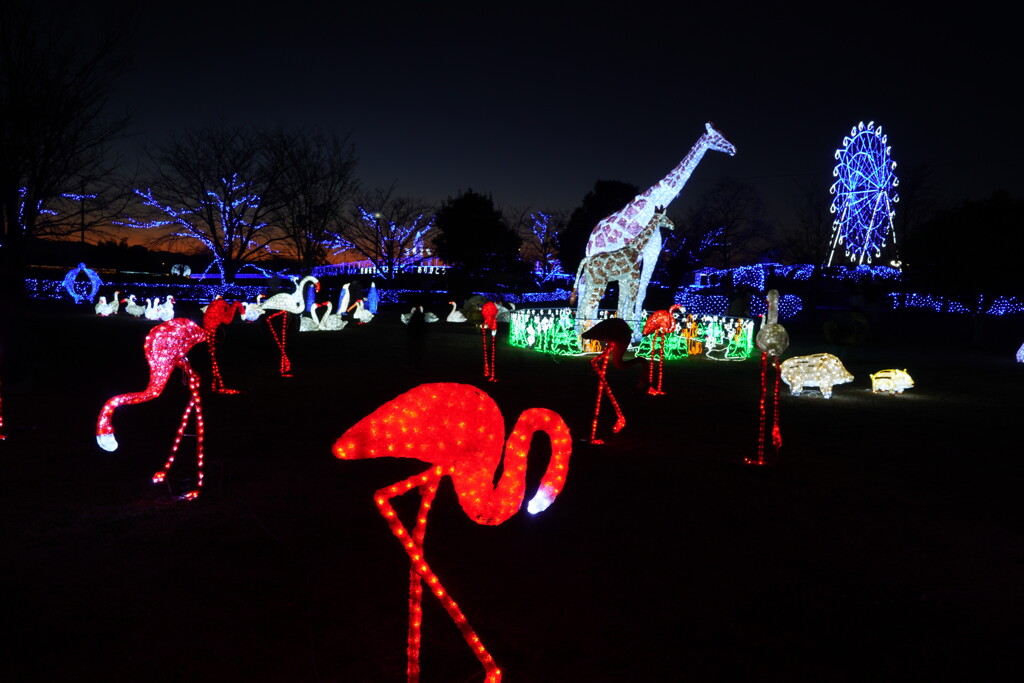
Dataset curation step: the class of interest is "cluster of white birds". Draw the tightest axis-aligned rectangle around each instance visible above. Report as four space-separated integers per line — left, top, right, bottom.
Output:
94 291 121 316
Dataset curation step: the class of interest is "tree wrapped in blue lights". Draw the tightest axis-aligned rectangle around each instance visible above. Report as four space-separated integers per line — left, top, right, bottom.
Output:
827 121 899 265
328 188 437 279
119 126 291 284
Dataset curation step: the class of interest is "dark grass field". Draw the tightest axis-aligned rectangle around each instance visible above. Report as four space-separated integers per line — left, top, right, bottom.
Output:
3 301 1024 681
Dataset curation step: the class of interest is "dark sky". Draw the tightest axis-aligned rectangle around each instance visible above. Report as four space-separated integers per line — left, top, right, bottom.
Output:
107 2 1022 225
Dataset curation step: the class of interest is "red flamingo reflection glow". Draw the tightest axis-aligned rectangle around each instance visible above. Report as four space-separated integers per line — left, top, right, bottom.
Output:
96 318 208 500
333 383 572 683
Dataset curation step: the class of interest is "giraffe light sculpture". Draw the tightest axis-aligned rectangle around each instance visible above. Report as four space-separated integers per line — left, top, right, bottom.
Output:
333 383 572 683
583 122 736 322
96 318 208 500
572 209 673 331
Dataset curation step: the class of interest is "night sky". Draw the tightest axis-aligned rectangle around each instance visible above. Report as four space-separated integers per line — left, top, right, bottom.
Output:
107 3 1022 226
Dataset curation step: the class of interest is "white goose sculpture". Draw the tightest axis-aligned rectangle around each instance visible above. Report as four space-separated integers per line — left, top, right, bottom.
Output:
262 275 319 314
446 301 468 323
157 296 176 322
125 295 146 318
144 297 161 321
241 294 265 322
349 299 374 324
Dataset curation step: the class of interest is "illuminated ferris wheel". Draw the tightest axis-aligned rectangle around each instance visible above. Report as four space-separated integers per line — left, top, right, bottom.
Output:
827 121 899 265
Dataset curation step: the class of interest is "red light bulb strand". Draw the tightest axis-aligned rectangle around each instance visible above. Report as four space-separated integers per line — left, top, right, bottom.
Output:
589 347 625 444
333 383 572 683
265 310 292 377
204 299 243 393
646 331 666 395
95 318 208 499
772 356 782 451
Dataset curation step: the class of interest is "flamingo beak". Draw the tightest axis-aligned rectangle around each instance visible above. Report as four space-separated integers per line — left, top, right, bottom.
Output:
526 485 556 514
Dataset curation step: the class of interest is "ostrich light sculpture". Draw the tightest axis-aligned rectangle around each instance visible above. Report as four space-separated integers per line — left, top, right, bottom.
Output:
333 383 572 683
750 289 789 465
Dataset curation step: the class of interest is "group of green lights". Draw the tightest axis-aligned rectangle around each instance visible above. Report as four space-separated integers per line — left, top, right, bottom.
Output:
508 308 755 360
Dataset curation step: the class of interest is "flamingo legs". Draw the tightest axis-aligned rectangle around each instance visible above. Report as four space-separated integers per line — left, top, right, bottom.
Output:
265 310 292 377
481 328 497 382
207 330 239 394
589 348 626 444
647 331 667 396
375 468 502 683
149 359 205 499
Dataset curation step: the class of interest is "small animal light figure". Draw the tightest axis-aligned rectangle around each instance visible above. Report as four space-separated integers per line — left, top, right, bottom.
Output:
870 369 914 395
779 353 853 399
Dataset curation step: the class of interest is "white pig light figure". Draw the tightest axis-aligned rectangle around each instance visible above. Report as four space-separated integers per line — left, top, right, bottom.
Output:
779 353 854 399
870 369 914 395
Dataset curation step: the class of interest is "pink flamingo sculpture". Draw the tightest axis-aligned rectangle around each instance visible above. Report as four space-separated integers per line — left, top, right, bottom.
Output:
641 304 683 395
203 298 246 393
582 318 646 444
481 301 499 382
749 289 789 466
261 275 319 377
96 318 208 500
333 383 572 683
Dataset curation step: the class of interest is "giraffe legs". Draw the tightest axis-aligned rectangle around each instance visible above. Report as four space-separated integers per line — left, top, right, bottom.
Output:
374 470 502 682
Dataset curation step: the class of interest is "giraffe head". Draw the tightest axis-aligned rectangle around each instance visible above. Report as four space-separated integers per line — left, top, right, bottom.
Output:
651 206 675 232
704 122 736 156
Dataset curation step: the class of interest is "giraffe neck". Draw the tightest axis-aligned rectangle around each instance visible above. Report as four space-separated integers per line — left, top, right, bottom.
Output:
627 216 666 255
586 132 711 256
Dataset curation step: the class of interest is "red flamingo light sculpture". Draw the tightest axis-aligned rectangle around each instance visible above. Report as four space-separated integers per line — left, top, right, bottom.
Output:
749 289 789 466
96 318 208 500
202 298 245 393
261 275 319 377
481 301 499 382
333 383 572 683
641 303 683 395
582 317 646 444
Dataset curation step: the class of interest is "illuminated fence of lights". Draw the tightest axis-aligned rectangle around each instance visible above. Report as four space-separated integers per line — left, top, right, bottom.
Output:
888 293 1024 316
509 308 756 359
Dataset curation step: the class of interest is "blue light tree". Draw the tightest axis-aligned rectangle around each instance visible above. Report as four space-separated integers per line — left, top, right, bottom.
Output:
827 121 899 266
120 174 279 283
328 187 436 279
517 210 566 284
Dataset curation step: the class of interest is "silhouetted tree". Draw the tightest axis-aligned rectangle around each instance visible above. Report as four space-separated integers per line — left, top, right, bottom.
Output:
265 128 359 273
433 189 526 290
687 177 771 270
557 180 640 276
903 191 1024 309
779 180 832 265
1 1 132 381
121 124 289 283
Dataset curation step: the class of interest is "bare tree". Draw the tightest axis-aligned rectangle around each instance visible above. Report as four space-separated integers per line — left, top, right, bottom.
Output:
330 186 436 279
688 177 771 270
515 209 566 284
120 125 289 283
1 1 132 290
780 180 833 264
264 128 359 273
